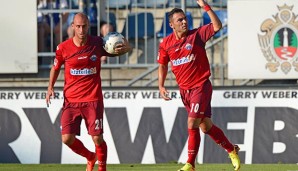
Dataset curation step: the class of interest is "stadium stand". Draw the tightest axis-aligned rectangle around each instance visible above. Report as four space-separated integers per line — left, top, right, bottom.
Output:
0 0 238 87
211 0 227 8
168 0 198 8
121 12 155 39
88 0 98 24
118 12 156 64
106 0 131 9
131 0 169 8
106 12 117 32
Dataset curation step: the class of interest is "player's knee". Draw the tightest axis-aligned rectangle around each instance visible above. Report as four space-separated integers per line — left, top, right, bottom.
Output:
92 135 104 145
200 127 209 133
62 134 75 146
187 117 201 129
200 117 213 133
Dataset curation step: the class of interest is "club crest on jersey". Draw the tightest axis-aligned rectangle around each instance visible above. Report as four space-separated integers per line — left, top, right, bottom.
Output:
90 55 97 61
185 43 192 50
258 4 298 74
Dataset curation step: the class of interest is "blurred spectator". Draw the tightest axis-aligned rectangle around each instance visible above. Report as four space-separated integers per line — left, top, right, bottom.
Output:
37 0 51 52
38 0 111 51
89 0 112 36
53 0 73 46
66 14 75 38
99 21 114 64
100 21 114 37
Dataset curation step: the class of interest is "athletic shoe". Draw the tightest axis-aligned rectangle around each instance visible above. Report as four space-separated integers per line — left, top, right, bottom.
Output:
177 163 195 171
86 153 97 171
228 145 241 171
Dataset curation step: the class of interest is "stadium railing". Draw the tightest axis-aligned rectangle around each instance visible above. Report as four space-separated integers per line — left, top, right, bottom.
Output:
36 0 231 87
106 0 132 9
131 0 169 8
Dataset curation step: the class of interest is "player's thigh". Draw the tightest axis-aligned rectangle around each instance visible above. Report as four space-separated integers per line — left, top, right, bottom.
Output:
189 85 212 118
61 102 83 135
82 101 104 136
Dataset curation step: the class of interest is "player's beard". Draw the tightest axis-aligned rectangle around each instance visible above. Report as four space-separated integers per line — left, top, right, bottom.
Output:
76 32 87 40
180 27 188 35
73 32 88 45
78 34 86 39
181 24 188 31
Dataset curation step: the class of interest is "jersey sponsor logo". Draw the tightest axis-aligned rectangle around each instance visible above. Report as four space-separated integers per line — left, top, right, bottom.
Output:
70 67 97 75
90 55 97 61
171 54 195 66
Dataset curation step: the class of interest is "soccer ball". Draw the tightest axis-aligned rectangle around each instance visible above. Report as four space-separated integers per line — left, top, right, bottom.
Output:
103 32 125 54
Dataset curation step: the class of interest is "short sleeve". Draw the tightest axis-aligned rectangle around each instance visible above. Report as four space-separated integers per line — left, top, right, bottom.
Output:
197 23 215 43
53 45 64 70
157 39 170 65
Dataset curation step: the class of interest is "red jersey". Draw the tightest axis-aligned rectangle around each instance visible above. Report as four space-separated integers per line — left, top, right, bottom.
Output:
53 35 110 102
157 24 215 90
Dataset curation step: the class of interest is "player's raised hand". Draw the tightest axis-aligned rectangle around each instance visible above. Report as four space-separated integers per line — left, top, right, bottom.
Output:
159 86 172 101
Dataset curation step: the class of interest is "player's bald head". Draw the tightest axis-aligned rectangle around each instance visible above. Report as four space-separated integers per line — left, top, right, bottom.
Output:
73 12 89 24
71 12 90 39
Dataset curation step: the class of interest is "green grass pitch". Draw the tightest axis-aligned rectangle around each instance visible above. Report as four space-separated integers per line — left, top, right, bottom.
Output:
0 163 297 171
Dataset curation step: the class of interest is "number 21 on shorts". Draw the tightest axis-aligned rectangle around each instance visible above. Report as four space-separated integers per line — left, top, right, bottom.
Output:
95 119 103 130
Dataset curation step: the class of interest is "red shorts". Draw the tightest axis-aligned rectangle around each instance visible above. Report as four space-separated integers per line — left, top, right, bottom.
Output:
180 80 212 118
60 100 104 136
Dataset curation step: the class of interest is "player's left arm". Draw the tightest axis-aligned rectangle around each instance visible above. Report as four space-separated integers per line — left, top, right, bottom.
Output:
197 0 222 32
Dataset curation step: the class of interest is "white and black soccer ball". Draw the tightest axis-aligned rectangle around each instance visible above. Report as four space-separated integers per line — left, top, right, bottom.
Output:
103 32 125 54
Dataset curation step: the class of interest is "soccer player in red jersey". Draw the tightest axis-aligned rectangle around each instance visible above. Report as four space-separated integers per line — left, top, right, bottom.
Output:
157 1 241 171
46 13 130 171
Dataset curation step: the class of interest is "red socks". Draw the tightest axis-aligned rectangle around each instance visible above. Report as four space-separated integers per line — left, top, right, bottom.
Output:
68 138 94 161
68 139 107 171
206 125 234 153
187 128 201 167
96 141 107 171
186 125 234 168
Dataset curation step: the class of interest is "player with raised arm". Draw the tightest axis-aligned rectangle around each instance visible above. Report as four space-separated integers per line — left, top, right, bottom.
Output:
157 0 240 171
46 13 130 171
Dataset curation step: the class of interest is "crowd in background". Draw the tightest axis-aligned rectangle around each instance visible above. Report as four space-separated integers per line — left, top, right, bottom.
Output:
37 0 113 55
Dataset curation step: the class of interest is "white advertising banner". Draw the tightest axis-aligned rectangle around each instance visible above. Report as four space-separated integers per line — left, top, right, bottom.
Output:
0 88 298 164
228 0 298 79
0 0 37 73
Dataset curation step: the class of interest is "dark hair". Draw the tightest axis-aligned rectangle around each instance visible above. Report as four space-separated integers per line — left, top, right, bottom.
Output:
168 8 185 21
100 21 108 29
